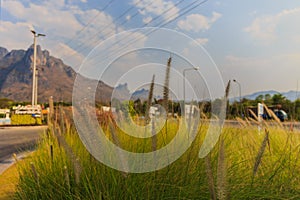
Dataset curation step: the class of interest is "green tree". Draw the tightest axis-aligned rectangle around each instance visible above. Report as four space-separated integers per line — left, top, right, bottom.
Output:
272 94 286 105
255 94 264 102
264 94 272 105
0 98 14 108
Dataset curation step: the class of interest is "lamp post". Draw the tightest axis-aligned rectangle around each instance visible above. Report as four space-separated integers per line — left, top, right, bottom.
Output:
31 30 45 107
233 79 242 117
183 66 199 116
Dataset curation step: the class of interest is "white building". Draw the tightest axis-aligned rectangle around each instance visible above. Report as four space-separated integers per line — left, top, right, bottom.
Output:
0 109 11 125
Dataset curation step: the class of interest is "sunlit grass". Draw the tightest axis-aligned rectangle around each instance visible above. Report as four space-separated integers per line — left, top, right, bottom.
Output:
0 164 19 199
13 118 300 199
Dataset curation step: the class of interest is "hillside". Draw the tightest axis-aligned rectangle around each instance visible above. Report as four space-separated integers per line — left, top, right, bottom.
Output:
0 46 113 103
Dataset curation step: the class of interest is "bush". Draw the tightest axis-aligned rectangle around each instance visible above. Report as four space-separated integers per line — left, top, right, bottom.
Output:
11 114 42 125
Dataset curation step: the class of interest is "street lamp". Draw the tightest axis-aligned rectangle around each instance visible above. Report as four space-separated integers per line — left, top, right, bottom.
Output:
31 30 45 107
233 79 242 117
183 66 199 116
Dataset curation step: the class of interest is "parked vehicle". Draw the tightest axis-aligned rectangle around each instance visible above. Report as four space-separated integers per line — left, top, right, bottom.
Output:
262 109 288 122
274 109 288 122
247 105 288 122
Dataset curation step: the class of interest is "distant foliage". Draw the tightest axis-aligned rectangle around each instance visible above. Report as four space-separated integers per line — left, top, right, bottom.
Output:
0 98 14 108
11 114 42 125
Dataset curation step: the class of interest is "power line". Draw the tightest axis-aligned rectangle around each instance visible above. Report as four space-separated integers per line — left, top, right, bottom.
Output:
53 0 116 57
65 0 189 67
96 0 188 57
77 0 209 70
62 0 145 62
143 0 185 26
65 0 116 46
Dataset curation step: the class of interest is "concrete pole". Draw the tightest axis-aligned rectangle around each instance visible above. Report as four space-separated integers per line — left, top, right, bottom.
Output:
233 79 242 117
32 34 37 107
35 69 38 105
31 30 45 107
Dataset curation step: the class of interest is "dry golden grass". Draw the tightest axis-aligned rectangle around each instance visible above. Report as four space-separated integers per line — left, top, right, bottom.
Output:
0 164 19 199
236 117 247 127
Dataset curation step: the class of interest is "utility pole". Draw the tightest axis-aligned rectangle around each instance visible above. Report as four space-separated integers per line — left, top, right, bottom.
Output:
31 30 45 107
233 79 242 117
35 69 38 105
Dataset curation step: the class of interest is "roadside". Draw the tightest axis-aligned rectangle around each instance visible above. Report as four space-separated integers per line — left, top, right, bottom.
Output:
0 162 19 200
0 151 33 175
0 153 32 200
0 126 46 199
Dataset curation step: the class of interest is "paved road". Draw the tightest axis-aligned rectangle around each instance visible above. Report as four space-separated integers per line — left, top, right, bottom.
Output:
0 126 47 165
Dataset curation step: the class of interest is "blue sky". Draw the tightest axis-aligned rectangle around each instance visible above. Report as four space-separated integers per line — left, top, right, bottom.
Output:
1 0 300 100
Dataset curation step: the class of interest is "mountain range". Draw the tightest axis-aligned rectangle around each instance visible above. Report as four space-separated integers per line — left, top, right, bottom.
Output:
0 45 298 104
0 45 113 103
117 84 300 102
231 90 299 102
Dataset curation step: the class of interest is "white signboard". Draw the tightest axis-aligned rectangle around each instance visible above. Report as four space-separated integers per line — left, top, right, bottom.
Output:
258 103 264 116
257 103 264 133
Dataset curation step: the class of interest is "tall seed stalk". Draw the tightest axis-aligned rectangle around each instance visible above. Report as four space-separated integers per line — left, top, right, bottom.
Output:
253 128 270 178
161 56 172 173
163 56 172 114
64 166 71 193
216 80 230 200
217 138 226 200
109 122 128 177
205 153 216 200
30 162 39 184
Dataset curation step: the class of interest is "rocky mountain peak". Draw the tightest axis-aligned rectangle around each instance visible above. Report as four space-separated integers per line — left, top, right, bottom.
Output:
24 45 49 67
0 47 8 59
0 45 113 103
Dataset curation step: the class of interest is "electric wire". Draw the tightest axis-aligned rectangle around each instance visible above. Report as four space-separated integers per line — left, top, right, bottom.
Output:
74 0 209 71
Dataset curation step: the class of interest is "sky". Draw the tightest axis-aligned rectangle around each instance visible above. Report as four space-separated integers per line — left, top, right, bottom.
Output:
1 0 300 100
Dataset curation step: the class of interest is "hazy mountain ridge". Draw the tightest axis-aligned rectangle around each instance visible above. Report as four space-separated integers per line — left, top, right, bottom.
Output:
241 90 298 101
128 86 300 102
0 45 113 103
231 90 299 102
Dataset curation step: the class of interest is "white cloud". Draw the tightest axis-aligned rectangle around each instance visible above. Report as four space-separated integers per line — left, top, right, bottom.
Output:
177 12 222 32
2 0 83 37
143 16 152 24
133 0 179 22
194 38 209 45
188 38 209 47
0 21 33 50
1 0 121 68
244 16 277 42
244 7 300 42
75 8 116 41
225 55 270 68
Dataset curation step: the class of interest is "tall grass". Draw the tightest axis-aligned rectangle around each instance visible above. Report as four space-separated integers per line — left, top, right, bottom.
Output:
162 56 172 113
14 109 300 199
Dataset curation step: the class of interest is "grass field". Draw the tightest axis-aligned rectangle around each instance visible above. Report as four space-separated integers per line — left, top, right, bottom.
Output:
11 113 300 199
0 161 20 199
